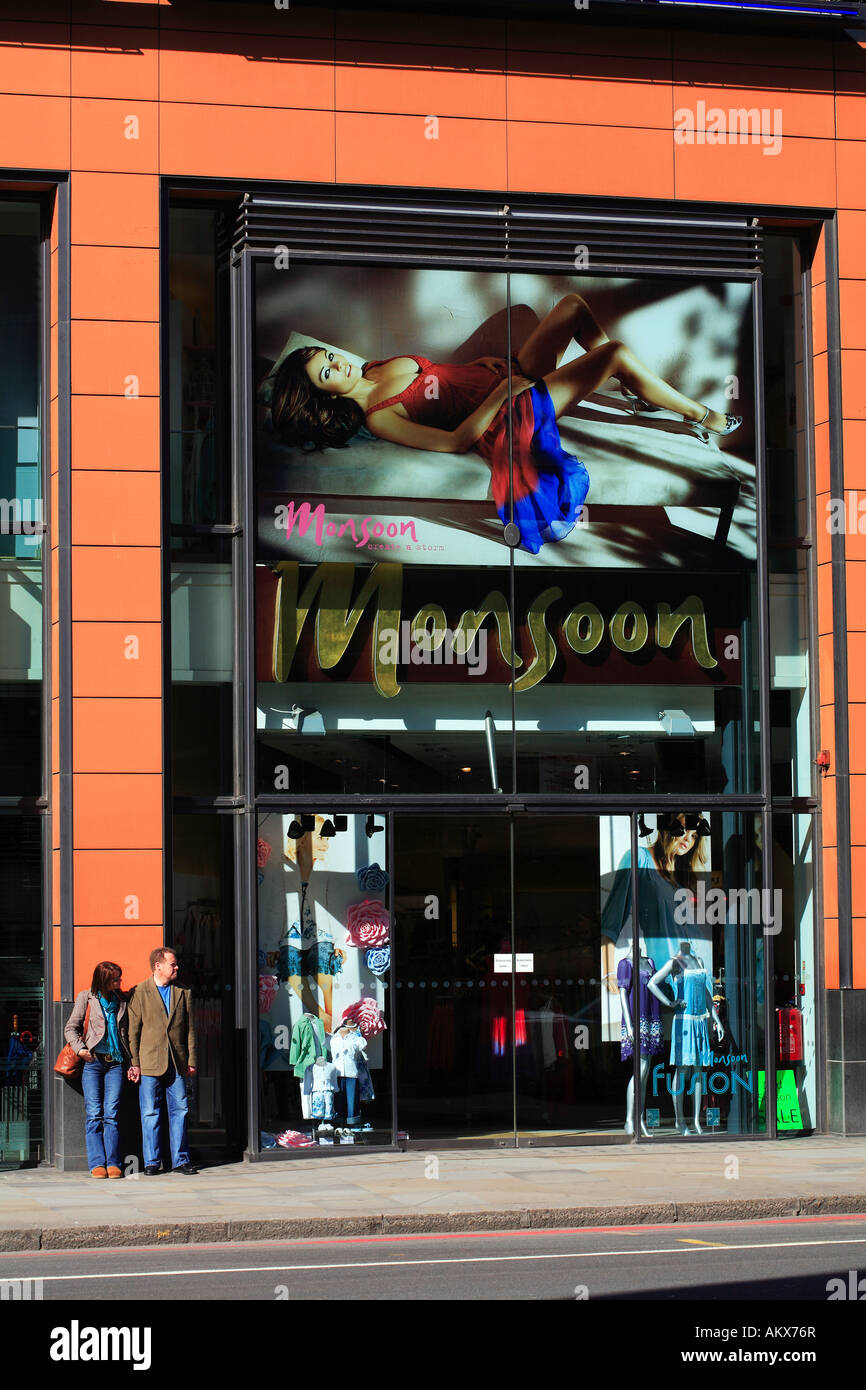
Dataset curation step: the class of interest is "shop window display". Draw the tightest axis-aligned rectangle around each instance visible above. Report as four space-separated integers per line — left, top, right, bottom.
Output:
256 812 391 1148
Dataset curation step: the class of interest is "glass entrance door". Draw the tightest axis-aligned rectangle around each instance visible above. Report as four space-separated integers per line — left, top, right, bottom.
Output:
393 815 513 1143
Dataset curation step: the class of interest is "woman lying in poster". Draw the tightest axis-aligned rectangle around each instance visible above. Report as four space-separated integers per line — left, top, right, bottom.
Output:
269 293 742 555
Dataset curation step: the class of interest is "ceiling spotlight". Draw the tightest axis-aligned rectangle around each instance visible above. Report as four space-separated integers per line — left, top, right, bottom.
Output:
300 814 316 832
320 818 336 838
366 815 383 839
334 815 348 831
287 819 304 840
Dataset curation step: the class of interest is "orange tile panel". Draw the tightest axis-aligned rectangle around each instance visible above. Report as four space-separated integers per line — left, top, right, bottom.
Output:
71 172 159 248
840 280 866 351
73 849 163 926
71 25 158 100
852 772 866 848
845 560 866 630
52 848 60 928
0 95 69 166
852 850 866 920
71 97 158 174
337 41 506 118
836 141 866 211
72 696 162 773
70 472 160 547
52 925 60 1001
507 59 672 130
49 396 59 474
818 699 835 760
674 133 835 208
672 71 835 142
814 420 830 496
161 31 334 109
824 915 839 990
70 320 158 397
823 846 839 918
160 102 334 181
811 282 828 358
508 119 673 199
813 349 829 428
50 247 59 331
0 20 69 95
818 634 835 699
853 919 866 990
71 926 164 999
73 773 163 850
51 619 59 694
673 30 833 70
71 546 161 621
821 770 837 849
843 420 866 488
72 621 161 698
812 223 825 289
51 695 59 777
337 111 506 190
71 395 159 472
838 213 866 281
837 90 866 143
52 771 60 851
50 318 59 407
815 490 833 567
849 699 866 775
71 246 158 322
841 349 866 420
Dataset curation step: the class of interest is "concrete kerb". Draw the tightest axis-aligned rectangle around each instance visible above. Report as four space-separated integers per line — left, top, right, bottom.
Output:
3 1195 866 1252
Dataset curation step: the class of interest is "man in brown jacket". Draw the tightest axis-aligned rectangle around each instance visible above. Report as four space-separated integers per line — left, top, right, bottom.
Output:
127 947 198 1175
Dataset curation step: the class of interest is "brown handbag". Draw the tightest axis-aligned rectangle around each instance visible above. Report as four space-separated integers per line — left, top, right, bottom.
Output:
54 1002 91 1078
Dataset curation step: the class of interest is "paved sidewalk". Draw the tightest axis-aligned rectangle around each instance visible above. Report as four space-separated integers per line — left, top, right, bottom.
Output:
1 1137 865 1251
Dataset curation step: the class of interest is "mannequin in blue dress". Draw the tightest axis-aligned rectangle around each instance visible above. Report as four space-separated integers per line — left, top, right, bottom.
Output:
649 942 724 1136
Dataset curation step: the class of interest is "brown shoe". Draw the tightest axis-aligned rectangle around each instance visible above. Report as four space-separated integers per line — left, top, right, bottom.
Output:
106 1166 122 1179
90 1167 107 1179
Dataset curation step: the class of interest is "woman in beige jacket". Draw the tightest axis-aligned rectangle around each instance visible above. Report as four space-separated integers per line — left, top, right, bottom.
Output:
64 962 130 1179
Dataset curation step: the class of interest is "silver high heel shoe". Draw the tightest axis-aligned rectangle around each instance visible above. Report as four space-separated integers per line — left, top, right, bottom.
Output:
688 405 743 444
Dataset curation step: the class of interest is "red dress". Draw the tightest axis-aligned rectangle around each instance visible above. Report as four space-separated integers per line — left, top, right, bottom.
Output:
363 355 589 555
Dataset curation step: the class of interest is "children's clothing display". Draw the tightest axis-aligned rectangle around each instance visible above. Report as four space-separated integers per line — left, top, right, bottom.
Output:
616 956 663 1060
669 961 714 1067
289 1014 327 1078
302 1061 340 1120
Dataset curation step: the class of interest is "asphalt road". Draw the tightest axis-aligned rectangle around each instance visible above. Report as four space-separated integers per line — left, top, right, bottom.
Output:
2 1215 866 1302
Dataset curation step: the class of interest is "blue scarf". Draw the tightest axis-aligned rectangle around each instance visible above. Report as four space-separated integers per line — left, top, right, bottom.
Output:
98 994 122 1062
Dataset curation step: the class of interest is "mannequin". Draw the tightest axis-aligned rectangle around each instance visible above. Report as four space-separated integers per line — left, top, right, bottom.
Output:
617 935 672 1137
648 940 724 1136
289 1010 327 1120
330 1018 367 1127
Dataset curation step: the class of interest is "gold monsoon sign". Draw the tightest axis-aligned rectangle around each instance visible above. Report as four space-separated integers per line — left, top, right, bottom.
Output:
258 562 725 699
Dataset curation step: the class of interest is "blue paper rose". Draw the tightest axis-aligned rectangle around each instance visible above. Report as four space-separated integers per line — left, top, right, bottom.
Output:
356 862 389 893
365 947 391 977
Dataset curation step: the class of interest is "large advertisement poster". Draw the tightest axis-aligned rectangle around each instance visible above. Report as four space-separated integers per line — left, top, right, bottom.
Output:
255 265 754 571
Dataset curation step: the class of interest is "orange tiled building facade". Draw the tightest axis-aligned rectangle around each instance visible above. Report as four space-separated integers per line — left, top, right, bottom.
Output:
1 0 864 1166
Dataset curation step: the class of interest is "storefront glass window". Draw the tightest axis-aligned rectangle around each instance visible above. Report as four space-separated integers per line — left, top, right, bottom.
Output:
256 812 392 1149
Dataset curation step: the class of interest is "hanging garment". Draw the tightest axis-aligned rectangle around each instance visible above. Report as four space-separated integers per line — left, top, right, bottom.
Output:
288 1014 327 1078
616 957 664 1060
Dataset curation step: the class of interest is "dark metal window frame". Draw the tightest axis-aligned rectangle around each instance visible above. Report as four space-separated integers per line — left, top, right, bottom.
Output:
164 178 827 1157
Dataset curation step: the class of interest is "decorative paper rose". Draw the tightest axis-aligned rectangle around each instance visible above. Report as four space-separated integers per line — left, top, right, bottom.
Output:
341 997 387 1038
344 900 390 948
365 947 390 977
356 862 389 893
258 973 279 1014
257 838 272 869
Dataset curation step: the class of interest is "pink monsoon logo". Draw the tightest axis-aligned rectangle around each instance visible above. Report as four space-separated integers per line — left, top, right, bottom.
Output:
274 501 418 550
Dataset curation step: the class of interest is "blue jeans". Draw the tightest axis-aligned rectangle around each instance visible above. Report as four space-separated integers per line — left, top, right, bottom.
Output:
81 1056 124 1170
139 1062 190 1170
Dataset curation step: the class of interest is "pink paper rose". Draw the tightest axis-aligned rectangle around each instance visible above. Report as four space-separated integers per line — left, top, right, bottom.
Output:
344 899 390 949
